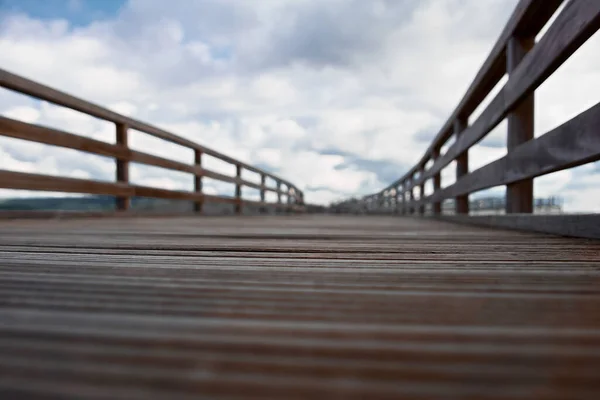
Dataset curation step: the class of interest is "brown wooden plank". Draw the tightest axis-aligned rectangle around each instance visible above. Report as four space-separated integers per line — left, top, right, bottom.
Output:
0 69 300 191
0 215 597 398
382 0 564 192
421 101 600 205
0 116 129 159
416 0 600 189
115 123 130 211
440 214 600 239
0 169 133 197
0 170 296 210
506 35 535 214
0 116 282 194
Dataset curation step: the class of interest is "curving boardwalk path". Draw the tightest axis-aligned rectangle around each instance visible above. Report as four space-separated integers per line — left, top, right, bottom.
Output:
0 215 599 399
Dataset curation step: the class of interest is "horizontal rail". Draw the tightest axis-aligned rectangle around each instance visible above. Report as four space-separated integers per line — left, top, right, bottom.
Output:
413 101 600 208
385 0 564 191
336 0 600 233
0 170 300 211
408 0 600 192
0 117 286 196
0 67 305 214
0 69 297 189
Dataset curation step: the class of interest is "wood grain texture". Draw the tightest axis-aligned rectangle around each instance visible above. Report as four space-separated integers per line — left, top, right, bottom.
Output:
382 0 564 192
0 117 286 195
0 215 598 399
420 101 600 206
439 214 600 239
0 70 301 193
0 170 299 211
419 0 600 189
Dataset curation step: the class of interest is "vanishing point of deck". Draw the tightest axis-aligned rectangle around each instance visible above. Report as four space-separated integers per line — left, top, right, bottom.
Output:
0 215 599 399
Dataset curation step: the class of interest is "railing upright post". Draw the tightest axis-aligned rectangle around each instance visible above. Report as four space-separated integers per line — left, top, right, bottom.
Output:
235 164 242 215
418 168 425 215
409 179 415 215
115 123 130 211
276 181 281 215
400 183 406 215
432 147 441 215
260 174 266 214
454 117 469 214
194 150 203 214
506 35 535 214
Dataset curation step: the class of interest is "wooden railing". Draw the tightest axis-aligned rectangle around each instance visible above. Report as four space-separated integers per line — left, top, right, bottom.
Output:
0 70 304 215
334 0 600 235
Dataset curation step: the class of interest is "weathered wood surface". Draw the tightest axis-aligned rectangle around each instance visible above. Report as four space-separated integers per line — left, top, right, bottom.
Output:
386 0 564 190
0 215 599 399
0 116 282 194
416 101 600 209
411 0 600 192
0 69 296 186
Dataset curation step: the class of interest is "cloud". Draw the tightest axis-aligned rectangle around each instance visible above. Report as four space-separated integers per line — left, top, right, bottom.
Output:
0 0 598 210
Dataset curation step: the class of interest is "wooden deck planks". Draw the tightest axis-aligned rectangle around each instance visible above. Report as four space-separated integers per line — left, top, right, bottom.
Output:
0 215 599 399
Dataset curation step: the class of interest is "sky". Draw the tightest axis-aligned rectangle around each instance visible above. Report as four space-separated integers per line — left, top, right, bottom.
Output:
0 0 599 210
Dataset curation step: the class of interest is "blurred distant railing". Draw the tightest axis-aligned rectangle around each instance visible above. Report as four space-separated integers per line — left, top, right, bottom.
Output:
333 0 600 235
0 69 304 216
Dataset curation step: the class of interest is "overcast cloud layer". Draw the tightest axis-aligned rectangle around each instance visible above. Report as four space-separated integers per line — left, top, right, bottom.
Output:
0 0 599 210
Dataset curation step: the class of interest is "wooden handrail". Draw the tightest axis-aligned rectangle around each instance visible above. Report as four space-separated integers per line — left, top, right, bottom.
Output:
0 71 304 214
338 0 600 222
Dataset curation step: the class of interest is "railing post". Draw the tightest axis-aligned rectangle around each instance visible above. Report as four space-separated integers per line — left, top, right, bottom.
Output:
260 174 266 214
235 164 242 215
194 150 203 214
409 179 415 215
418 167 425 215
506 35 535 214
432 147 441 215
115 123 130 211
276 181 281 215
400 183 406 215
454 117 469 214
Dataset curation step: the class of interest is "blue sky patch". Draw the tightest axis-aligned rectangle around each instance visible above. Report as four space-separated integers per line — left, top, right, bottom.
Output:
0 0 124 26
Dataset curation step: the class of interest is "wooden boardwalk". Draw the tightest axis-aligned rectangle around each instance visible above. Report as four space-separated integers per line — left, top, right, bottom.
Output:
0 215 599 399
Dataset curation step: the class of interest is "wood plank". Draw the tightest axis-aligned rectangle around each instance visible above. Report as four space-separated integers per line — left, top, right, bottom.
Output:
0 116 283 194
0 116 129 159
440 214 600 239
0 215 598 398
0 170 133 197
421 101 600 206
419 0 600 188
382 0 564 192
0 170 296 210
506 35 535 214
0 70 300 192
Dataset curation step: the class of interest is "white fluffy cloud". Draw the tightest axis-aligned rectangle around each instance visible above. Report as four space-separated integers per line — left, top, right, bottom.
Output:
0 0 598 210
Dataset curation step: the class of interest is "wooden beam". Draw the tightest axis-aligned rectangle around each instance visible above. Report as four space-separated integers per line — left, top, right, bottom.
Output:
404 0 600 190
235 164 242 215
454 118 469 214
438 214 600 240
432 148 441 215
381 0 564 192
115 123 129 211
420 101 600 205
194 150 203 213
506 35 535 214
0 169 298 212
260 175 266 214
0 69 299 191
